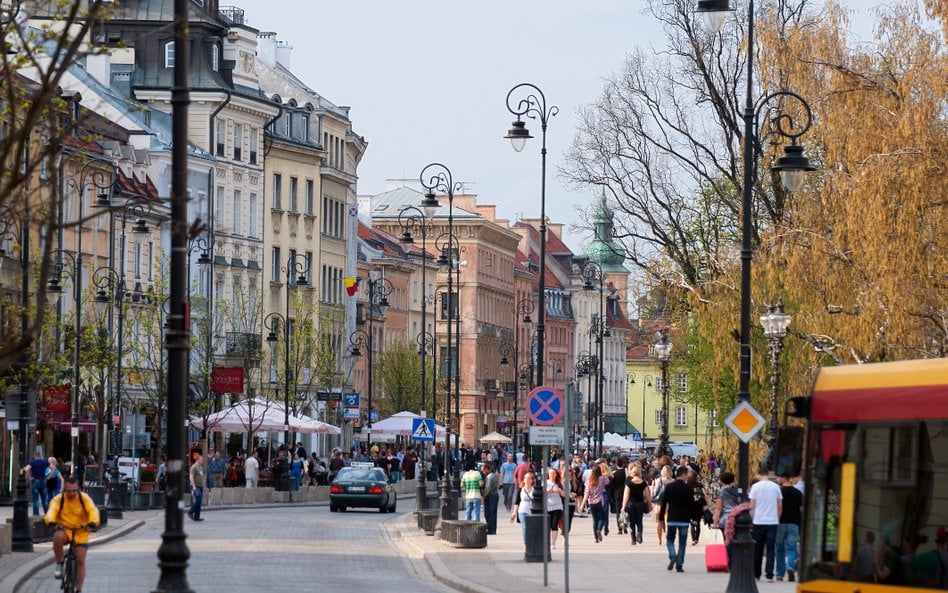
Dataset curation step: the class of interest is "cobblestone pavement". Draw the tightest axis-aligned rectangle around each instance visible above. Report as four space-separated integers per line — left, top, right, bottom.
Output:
2 492 799 593
14 505 452 593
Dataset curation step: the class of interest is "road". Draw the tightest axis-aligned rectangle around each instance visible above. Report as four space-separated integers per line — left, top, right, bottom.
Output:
18 506 454 593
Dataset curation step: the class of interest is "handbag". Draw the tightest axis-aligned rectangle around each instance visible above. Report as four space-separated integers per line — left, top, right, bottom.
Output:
703 508 714 527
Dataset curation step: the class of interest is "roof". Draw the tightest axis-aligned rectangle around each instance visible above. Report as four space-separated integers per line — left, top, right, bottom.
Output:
810 358 948 423
369 186 481 221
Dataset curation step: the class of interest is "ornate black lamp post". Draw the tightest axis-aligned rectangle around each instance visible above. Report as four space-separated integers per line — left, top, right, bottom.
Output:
91 194 152 519
152 0 192 588
187 236 213 421
4 219 33 552
694 3 816 591
398 205 435 511
654 331 673 459
420 162 463 520
761 301 791 470
264 252 310 498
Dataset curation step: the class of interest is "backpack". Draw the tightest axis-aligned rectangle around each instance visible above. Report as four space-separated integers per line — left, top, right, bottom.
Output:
651 478 665 504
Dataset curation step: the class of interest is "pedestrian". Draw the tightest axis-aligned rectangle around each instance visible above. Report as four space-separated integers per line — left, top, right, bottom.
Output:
546 467 566 549
207 451 227 504
653 464 674 545
387 449 401 483
610 456 628 534
481 463 501 535
461 464 484 521
46 457 64 503
565 465 581 531
511 471 536 544
749 466 783 582
25 451 51 516
290 453 304 491
157 456 167 491
775 475 803 582
658 465 696 573
688 468 708 545
244 451 260 488
621 466 652 545
579 463 611 542
712 470 742 564
187 453 207 521
500 453 517 512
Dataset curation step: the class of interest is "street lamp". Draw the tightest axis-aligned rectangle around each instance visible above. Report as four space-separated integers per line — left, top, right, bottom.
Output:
264 252 310 498
398 205 434 511
4 220 33 553
628 372 654 448
694 2 815 589
504 83 557 389
583 261 609 455
761 301 791 470
420 162 462 521
186 236 213 428
694 0 815 490
91 195 152 520
654 331 673 459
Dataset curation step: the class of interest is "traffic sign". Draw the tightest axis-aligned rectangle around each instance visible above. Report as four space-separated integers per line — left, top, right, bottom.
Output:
343 393 360 407
529 426 565 445
526 385 565 426
724 400 767 443
411 418 436 442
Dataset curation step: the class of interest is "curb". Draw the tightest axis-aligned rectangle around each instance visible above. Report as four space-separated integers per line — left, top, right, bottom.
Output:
0 518 146 593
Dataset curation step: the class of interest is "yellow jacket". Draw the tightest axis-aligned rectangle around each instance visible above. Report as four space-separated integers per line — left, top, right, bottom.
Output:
45 491 100 530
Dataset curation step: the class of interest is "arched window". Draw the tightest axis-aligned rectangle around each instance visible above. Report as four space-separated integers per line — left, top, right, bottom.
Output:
164 41 175 68
211 44 219 71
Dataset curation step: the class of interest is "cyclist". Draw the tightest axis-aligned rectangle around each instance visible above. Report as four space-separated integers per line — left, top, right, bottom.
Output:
45 476 100 593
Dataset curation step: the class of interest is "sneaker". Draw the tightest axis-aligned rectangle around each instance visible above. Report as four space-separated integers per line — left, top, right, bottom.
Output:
776 577 784 581
767 578 775 583
676 567 684 573
54 563 63 579
667 559 676 571
193 517 204 522
187 511 194 520
788 570 795 582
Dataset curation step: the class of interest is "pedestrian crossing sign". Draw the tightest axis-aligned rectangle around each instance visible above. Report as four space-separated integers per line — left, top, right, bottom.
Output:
411 418 436 442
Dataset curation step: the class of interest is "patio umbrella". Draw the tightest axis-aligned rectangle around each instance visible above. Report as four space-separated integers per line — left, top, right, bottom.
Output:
294 412 342 434
190 398 290 433
479 431 512 445
367 411 446 437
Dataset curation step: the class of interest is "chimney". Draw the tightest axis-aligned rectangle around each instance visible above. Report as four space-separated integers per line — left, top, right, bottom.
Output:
206 0 219 18
275 40 293 69
86 53 112 88
257 31 277 68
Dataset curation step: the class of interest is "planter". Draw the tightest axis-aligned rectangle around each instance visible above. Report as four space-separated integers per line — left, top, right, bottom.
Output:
138 481 155 492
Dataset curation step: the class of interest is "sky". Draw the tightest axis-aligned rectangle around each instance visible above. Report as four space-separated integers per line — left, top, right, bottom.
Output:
233 0 887 253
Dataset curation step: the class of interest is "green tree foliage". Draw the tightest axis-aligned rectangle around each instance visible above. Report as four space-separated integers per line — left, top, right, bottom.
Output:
376 340 430 419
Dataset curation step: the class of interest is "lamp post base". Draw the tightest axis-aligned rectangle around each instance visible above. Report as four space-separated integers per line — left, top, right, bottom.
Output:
415 475 427 512
524 514 550 562
11 476 33 552
107 465 125 519
725 510 759 593
439 475 457 521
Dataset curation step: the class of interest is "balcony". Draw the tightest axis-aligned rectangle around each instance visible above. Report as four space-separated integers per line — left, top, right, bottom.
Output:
225 332 261 357
218 6 246 26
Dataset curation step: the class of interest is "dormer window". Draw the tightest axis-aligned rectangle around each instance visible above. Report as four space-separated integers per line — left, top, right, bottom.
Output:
164 41 175 68
301 115 309 142
211 44 219 71
283 112 292 137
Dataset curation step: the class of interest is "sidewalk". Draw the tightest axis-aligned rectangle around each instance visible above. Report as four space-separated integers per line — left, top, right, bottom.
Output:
391 509 798 593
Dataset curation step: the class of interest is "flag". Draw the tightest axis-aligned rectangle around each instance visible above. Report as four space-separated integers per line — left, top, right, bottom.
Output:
345 276 360 296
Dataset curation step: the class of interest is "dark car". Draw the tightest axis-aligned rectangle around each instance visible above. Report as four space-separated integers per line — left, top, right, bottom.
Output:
329 464 396 513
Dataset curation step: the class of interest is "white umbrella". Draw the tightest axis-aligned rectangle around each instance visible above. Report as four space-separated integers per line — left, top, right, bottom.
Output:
191 399 288 433
367 411 446 437
294 412 342 434
479 431 512 445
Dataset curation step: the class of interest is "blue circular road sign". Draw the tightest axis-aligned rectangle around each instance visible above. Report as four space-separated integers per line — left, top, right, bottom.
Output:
527 385 564 426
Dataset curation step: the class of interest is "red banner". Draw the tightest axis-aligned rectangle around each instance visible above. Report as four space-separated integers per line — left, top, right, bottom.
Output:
211 367 244 394
41 385 71 413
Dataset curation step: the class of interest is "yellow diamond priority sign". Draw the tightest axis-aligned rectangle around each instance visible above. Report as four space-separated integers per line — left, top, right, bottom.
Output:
724 400 766 443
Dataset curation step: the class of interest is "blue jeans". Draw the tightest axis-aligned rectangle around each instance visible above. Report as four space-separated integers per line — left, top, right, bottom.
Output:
465 497 482 521
590 501 608 536
776 523 800 578
519 511 529 543
666 523 689 569
753 523 779 580
31 479 48 516
188 486 204 519
484 492 499 534
390 470 401 484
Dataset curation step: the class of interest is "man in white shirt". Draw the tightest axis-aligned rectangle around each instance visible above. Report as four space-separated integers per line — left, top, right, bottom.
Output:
244 451 260 488
749 466 783 582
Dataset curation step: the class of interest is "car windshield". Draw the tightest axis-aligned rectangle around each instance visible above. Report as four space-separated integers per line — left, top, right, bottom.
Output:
336 469 383 482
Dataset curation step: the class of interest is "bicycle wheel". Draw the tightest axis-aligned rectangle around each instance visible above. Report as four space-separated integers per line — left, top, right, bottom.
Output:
61 549 77 593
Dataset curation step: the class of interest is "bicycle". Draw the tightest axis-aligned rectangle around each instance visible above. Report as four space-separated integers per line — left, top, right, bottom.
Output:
60 533 78 593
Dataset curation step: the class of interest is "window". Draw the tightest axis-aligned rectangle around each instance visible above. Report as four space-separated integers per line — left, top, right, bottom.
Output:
289 177 298 212
272 174 282 209
215 186 225 228
164 42 175 68
305 180 314 215
708 409 719 426
305 252 313 285
232 190 241 234
249 129 258 164
654 410 665 426
215 118 225 156
439 291 458 320
248 193 258 238
148 241 154 281
134 242 142 279
676 372 689 394
283 112 291 137
439 346 458 379
302 115 309 142
288 249 297 285
675 406 687 427
655 376 665 392
233 123 242 161
211 44 219 71
271 247 281 283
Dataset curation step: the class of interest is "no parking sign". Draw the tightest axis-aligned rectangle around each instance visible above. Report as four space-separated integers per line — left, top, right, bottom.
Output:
526 385 564 426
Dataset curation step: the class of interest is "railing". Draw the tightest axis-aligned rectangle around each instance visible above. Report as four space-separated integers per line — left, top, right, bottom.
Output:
225 332 260 356
218 6 246 26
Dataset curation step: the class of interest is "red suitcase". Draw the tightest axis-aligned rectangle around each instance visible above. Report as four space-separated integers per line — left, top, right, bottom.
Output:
705 543 729 572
